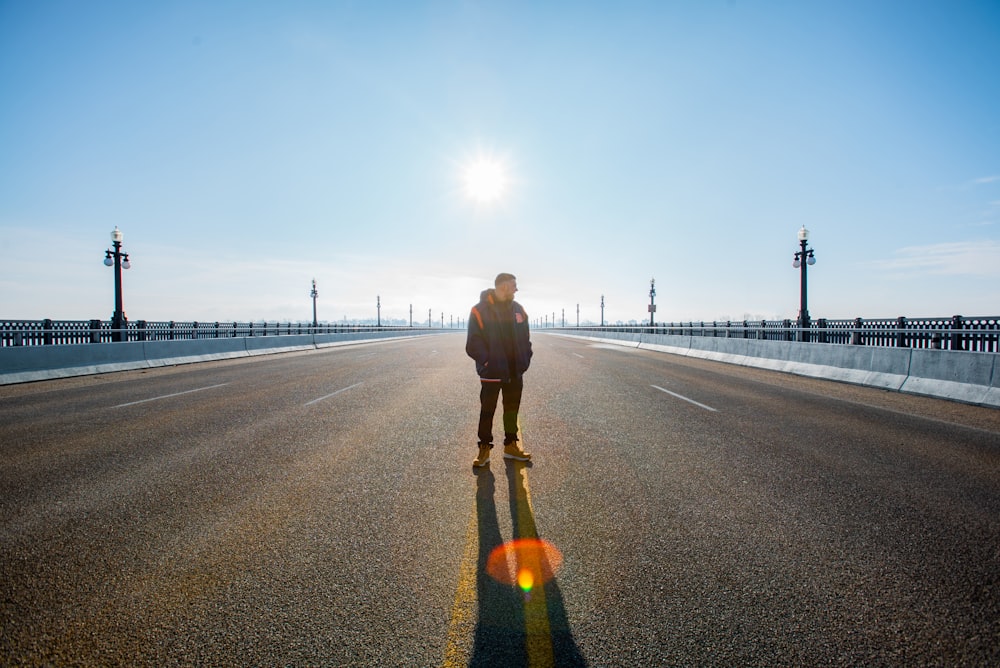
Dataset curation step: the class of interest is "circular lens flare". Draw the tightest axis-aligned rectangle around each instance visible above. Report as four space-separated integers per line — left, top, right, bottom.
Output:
486 538 563 590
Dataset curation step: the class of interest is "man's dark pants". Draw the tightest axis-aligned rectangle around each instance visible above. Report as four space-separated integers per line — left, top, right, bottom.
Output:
478 376 523 445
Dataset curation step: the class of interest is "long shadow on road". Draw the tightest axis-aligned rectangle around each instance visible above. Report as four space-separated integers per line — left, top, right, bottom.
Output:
471 462 586 667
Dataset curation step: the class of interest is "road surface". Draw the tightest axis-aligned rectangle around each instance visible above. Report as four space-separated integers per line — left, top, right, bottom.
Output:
2 333 998 666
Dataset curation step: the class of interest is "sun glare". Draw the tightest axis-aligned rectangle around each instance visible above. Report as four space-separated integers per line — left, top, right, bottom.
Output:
462 158 508 204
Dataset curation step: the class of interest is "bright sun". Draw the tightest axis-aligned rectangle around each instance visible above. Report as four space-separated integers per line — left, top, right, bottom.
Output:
462 158 508 204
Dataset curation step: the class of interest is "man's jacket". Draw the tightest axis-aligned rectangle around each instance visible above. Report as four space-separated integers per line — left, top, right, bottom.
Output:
466 289 532 383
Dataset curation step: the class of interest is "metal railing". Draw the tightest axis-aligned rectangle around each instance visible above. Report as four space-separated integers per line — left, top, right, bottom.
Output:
0 320 439 347
4 316 999 352
554 316 1000 353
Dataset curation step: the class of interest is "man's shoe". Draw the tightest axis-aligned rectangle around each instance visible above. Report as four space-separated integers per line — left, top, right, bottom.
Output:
473 444 492 467
503 441 532 461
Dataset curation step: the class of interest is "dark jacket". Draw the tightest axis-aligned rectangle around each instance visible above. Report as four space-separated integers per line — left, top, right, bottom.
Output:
466 288 532 382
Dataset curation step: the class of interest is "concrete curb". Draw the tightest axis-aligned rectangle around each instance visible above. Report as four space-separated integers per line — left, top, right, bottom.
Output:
548 332 998 408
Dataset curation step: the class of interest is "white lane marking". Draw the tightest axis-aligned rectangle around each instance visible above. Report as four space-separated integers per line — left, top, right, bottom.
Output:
651 385 718 412
304 382 363 407
573 353 584 358
113 383 230 408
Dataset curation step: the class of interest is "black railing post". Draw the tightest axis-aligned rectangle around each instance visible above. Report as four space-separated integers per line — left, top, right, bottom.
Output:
896 316 907 348
137 320 147 342
783 319 793 342
951 315 964 351
90 319 102 344
42 319 53 346
816 318 827 344
851 317 863 345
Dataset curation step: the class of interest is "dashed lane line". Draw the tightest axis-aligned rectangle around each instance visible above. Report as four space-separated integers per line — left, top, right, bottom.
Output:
651 384 718 412
304 382 363 406
113 383 230 409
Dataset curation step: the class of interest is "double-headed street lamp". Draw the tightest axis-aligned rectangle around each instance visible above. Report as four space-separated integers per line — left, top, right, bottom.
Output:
103 226 131 342
792 225 817 342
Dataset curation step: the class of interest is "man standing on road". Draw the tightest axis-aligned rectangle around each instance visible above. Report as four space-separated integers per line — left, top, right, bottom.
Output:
466 272 533 467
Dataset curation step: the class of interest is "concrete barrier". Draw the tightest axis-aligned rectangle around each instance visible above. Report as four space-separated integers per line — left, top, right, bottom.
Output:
902 349 996 405
0 331 449 385
143 339 250 368
244 334 315 356
0 342 149 384
551 331 998 408
989 356 1000 407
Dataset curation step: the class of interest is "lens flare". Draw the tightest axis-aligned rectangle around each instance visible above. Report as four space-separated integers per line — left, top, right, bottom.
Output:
486 538 563 590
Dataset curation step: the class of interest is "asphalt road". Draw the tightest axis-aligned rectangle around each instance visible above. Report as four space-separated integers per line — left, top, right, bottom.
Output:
1 333 998 666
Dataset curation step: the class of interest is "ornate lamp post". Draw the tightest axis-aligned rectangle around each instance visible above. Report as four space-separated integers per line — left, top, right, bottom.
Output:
310 279 319 328
103 226 131 342
792 226 817 342
648 277 656 326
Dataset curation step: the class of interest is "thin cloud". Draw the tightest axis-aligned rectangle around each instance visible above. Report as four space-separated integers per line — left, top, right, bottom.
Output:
873 241 1000 277
973 175 1000 185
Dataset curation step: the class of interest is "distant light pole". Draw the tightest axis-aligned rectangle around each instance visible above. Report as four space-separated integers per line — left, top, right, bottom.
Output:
648 277 656 326
377 295 381 327
576 304 580 327
792 226 817 342
103 226 131 342
428 308 432 327
310 279 319 328
600 295 605 327
409 304 413 328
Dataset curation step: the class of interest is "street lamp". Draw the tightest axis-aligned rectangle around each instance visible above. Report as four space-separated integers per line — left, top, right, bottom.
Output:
103 226 131 342
792 225 817 342
310 279 319 328
648 277 656 326
377 295 381 327
600 295 605 327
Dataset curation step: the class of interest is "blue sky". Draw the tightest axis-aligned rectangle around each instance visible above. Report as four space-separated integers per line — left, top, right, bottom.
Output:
2 0 998 326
